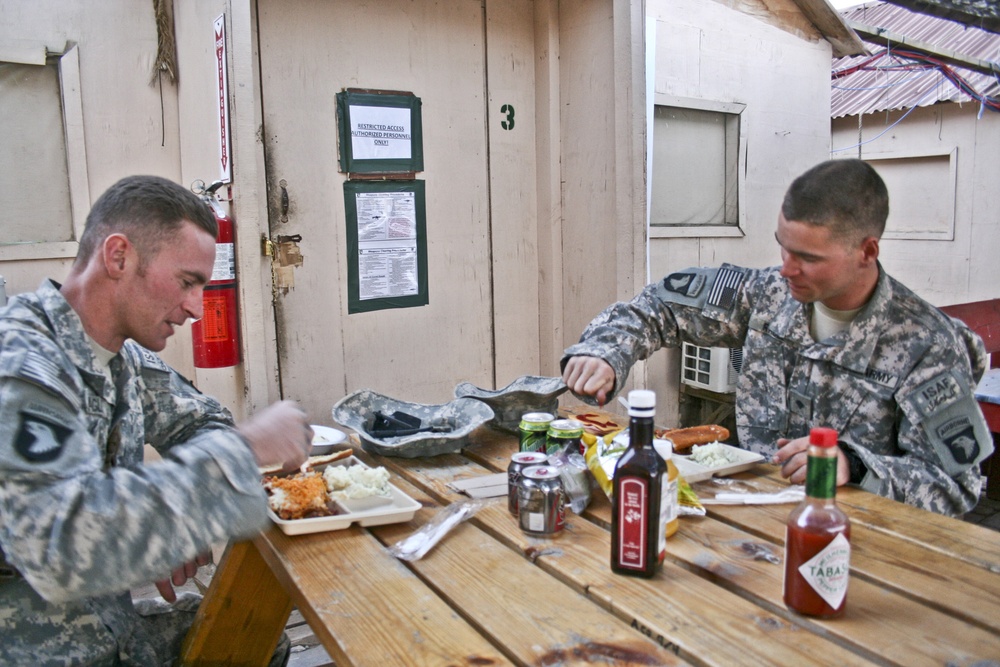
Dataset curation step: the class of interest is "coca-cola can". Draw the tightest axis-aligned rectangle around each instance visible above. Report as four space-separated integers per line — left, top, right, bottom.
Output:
508 451 548 515
517 465 565 536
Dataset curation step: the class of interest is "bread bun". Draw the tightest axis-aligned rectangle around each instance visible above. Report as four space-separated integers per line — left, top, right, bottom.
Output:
654 425 729 451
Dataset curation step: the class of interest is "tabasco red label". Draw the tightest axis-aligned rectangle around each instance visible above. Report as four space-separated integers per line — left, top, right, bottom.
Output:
616 477 648 570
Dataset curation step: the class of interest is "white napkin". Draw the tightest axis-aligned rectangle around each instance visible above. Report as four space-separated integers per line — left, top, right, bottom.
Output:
700 485 805 505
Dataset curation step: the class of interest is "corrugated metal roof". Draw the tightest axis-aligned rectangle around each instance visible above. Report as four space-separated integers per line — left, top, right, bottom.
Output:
831 2 1000 117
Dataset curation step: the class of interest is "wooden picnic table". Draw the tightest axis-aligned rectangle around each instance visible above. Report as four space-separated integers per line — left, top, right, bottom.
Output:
181 410 1000 666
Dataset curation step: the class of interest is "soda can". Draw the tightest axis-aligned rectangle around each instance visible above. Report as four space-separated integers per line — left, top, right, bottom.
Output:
517 465 565 535
519 412 555 453
545 419 585 456
508 451 549 515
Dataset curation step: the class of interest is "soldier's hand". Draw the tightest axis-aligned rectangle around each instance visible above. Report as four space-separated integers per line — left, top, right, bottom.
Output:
238 400 313 471
155 551 212 603
562 356 616 407
774 437 850 486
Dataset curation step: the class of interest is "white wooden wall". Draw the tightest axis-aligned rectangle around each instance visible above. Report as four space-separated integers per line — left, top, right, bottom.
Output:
643 0 837 423
0 0 197 379
833 104 1000 307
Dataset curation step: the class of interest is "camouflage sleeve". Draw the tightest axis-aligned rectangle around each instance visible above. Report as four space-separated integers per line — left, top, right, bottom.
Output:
124 343 239 454
0 371 267 603
853 351 993 516
561 265 756 402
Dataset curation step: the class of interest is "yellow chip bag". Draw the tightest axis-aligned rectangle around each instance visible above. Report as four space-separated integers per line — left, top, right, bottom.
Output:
584 428 705 516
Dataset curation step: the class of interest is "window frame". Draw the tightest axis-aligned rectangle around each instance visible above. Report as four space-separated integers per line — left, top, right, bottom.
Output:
0 41 89 261
858 149 957 241
648 93 746 239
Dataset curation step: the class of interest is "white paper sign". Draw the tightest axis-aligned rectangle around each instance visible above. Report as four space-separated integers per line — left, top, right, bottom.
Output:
355 191 418 300
350 105 412 161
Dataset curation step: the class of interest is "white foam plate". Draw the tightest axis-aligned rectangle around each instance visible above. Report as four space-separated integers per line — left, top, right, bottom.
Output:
311 425 348 454
670 444 765 483
264 455 420 535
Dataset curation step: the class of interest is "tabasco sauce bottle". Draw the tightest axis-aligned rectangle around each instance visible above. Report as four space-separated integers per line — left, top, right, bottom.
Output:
611 390 669 577
783 427 851 617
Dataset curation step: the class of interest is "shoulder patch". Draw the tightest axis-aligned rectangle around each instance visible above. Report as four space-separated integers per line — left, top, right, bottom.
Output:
15 404 73 463
662 272 705 299
10 352 82 413
707 267 745 311
136 345 169 373
908 371 963 420
934 416 980 466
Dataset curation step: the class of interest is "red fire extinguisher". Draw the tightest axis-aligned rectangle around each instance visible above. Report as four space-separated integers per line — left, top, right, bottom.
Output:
192 180 241 368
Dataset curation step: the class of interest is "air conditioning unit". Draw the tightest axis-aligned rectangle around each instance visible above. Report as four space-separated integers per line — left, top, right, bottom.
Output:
680 343 742 393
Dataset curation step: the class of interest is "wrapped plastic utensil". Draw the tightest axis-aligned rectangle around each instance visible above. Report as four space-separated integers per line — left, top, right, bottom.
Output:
389 499 485 561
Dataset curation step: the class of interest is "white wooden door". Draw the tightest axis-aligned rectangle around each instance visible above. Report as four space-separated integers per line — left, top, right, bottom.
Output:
256 0 499 423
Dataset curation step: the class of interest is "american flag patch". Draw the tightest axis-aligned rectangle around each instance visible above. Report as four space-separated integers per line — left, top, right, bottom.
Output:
707 267 744 310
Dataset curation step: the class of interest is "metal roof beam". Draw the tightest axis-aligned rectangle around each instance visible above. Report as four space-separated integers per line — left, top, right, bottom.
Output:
848 20 1000 75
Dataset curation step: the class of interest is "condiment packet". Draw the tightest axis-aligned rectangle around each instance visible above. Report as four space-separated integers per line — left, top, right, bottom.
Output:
389 499 485 561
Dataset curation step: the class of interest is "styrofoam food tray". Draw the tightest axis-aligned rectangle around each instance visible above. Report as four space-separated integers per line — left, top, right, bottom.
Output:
670 444 765 483
264 456 421 535
311 425 348 455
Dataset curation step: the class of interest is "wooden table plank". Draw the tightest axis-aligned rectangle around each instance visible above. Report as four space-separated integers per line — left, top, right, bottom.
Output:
683 476 1000 635
254 522 512 667
381 430 1000 665
368 477 689 666
179 540 293 666
669 516 1000 664
371 451 876 666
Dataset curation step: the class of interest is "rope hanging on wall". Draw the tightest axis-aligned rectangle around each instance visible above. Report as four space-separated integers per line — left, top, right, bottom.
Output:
151 0 178 86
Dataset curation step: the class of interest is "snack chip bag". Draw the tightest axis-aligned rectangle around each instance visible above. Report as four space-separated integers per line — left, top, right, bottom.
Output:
583 429 705 516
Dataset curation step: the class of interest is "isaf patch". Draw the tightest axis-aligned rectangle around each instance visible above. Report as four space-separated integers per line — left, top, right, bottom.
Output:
138 347 168 373
909 372 963 420
15 409 73 463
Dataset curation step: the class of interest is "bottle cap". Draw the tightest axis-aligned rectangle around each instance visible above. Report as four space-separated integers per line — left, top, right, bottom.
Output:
627 389 656 409
809 427 839 447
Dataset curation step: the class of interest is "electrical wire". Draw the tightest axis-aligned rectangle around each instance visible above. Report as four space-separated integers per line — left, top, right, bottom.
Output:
832 46 1000 113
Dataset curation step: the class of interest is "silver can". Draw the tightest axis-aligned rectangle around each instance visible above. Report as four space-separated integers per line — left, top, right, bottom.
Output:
517 465 565 535
508 451 549 515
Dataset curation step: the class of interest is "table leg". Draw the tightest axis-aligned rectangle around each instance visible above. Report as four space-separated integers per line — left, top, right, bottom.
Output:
179 540 293 666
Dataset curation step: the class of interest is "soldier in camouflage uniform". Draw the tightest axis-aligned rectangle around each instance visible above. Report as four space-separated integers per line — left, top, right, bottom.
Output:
563 160 992 517
0 176 312 665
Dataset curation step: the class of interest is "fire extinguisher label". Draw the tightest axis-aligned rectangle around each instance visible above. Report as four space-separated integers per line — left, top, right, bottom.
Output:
212 242 235 281
201 293 230 342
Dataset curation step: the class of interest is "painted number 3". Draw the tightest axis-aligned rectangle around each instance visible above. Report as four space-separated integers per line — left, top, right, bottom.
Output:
500 104 515 130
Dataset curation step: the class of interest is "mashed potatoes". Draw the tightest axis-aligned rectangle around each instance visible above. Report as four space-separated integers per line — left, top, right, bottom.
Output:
323 463 392 501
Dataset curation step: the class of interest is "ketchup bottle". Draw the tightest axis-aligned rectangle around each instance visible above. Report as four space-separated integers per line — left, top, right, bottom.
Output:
783 427 851 617
611 390 669 578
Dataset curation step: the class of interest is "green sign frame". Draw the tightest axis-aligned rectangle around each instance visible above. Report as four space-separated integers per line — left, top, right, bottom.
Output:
344 180 428 314
336 89 424 174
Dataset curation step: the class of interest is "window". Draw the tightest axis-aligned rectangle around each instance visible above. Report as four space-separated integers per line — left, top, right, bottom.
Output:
862 151 956 241
648 96 745 237
0 42 88 261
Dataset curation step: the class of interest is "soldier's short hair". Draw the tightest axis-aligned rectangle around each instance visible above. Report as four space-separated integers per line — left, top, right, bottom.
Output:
75 175 218 270
781 159 889 243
